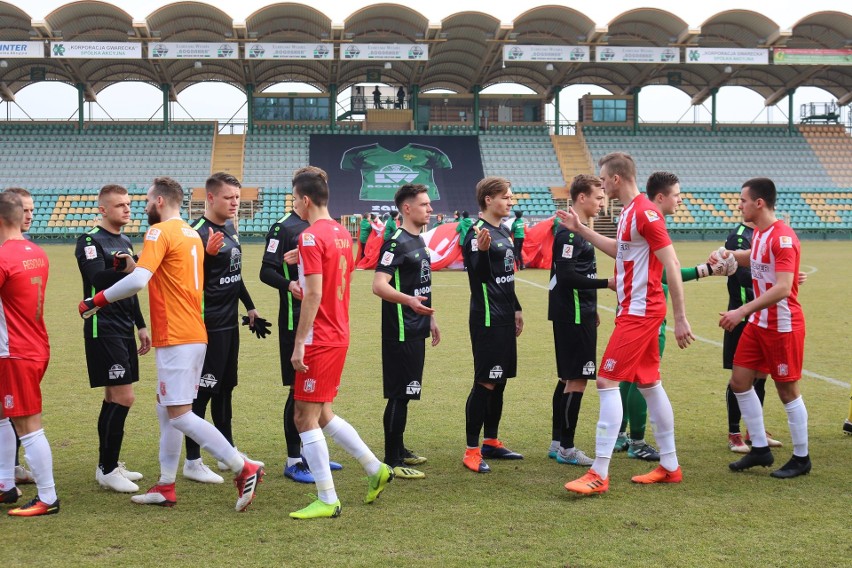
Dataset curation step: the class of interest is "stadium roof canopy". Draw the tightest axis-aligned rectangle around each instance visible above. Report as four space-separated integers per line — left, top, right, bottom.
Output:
1 2 851 106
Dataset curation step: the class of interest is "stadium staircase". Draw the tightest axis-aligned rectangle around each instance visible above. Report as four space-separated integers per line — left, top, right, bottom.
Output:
211 133 245 180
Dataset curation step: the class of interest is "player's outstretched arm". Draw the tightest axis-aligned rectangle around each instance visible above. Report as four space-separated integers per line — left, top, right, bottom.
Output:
79 267 153 318
555 208 617 259
371 271 434 316
654 244 694 349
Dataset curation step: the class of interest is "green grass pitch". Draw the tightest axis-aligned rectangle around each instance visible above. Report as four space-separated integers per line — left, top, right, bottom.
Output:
6 240 850 567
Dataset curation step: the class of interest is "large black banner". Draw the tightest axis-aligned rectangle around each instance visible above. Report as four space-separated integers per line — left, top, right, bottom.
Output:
309 134 483 217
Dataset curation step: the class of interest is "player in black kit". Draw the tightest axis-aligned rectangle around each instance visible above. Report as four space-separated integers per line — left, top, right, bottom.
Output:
372 184 441 480
547 175 610 467
183 173 264 484
75 184 150 493
260 166 342 483
461 177 524 474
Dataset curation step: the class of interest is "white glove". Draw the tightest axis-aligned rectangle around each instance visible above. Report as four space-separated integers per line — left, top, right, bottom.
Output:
709 247 738 276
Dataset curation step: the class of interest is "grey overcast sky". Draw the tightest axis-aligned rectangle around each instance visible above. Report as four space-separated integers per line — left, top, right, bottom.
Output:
6 1 850 124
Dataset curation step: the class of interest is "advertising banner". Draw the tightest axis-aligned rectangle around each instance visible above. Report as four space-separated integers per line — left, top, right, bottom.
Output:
246 43 332 60
0 42 43 58
773 48 852 65
595 46 680 63
50 42 142 59
685 48 768 65
503 45 589 62
149 42 239 59
340 43 428 61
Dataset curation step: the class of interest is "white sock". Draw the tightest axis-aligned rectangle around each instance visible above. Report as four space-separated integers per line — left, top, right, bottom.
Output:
549 440 560 452
286 456 302 468
734 389 768 448
156 404 182 484
170 411 243 473
300 429 336 504
0 418 15 491
591 388 622 479
641 384 678 471
323 416 381 476
784 396 809 458
19 429 57 504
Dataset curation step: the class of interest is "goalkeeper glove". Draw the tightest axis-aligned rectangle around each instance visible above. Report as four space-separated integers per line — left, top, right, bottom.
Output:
79 291 109 319
242 315 272 339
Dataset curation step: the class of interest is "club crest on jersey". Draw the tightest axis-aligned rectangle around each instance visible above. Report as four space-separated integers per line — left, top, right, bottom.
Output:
229 247 242 272
471 238 478 251
406 381 422 395
200 373 218 388
303 378 316 393
3 395 12 409
644 210 660 222
562 244 574 259
108 364 126 380
84 245 97 260
302 233 316 247
420 259 430 283
504 249 514 272
779 236 793 249
777 363 789 377
603 358 617 372
266 239 279 253
380 251 394 266
146 228 161 241
583 361 596 375
489 366 503 379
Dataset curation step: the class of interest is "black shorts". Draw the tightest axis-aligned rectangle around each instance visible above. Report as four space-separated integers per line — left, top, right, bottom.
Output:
382 339 426 400
85 336 139 388
279 328 296 387
553 319 597 380
470 323 517 383
199 328 239 394
723 320 747 370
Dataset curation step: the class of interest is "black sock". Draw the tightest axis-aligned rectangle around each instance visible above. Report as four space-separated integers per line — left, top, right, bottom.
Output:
11 421 21 467
97 400 109 470
560 391 584 450
211 388 234 447
102 402 130 474
383 398 409 465
726 384 742 434
465 383 491 448
483 383 506 441
283 389 301 460
551 382 564 441
186 390 213 461
754 378 767 406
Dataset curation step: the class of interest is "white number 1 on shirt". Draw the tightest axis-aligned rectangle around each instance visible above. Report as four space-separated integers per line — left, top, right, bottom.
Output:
190 245 199 290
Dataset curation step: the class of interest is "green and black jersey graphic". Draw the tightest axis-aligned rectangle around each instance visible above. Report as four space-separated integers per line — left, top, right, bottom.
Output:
340 143 452 201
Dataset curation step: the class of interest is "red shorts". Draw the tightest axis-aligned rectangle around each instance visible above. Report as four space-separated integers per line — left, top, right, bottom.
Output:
733 323 804 382
599 314 663 385
0 358 50 417
294 345 348 403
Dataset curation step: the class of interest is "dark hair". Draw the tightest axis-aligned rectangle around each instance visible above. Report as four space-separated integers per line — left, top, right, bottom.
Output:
394 184 428 210
3 187 31 199
742 177 776 209
514 210 523 219
475 177 511 210
293 166 328 183
569 174 602 202
293 170 329 207
206 172 241 194
461 210 469 218
151 177 184 207
645 171 680 200
598 152 636 182
0 192 23 226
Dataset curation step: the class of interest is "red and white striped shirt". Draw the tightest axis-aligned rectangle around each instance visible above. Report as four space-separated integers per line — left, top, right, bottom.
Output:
614 195 671 319
748 221 803 332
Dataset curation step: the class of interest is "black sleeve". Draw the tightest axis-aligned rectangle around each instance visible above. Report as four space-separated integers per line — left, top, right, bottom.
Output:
514 294 522 312
76 237 123 291
462 226 492 281
260 262 289 291
132 296 146 329
556 262 609 290
239 281 256 312
260 224 292 291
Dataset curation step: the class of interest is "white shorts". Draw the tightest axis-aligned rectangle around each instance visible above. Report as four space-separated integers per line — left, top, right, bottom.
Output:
155 344 206 406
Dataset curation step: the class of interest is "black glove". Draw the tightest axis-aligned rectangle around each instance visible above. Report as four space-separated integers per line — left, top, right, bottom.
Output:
242 315 272 339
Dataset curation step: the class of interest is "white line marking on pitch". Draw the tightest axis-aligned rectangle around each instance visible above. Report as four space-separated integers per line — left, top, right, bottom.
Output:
516 276 848 388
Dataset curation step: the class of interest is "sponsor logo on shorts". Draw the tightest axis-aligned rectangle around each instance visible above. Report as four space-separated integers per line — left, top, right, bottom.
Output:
266 239 279 253
146 228 161 242
777 363 788 377
304 378 316 393
380 251 394 266
84 245 98 260
301 233 316 247
489 366 503 379
603 358 617 372
108 364 126 380
159 382 166 396
779 236 793 249
583 361 596 375
562 244 574 259
406 381 422 395
3 395 13 409
200 373 217 388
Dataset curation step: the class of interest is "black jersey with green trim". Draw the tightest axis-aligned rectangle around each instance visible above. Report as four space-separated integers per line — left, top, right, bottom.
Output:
191 217 254 332
548 226 606 323
725 223 755 310
376 228 432 341
261 212 309 331
75 226 144 339
461 219 521 327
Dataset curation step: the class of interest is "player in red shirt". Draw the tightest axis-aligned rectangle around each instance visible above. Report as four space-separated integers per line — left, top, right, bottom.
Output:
0 192 59 516
288 169 393 519
718 177 810 478
558 152 694 495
